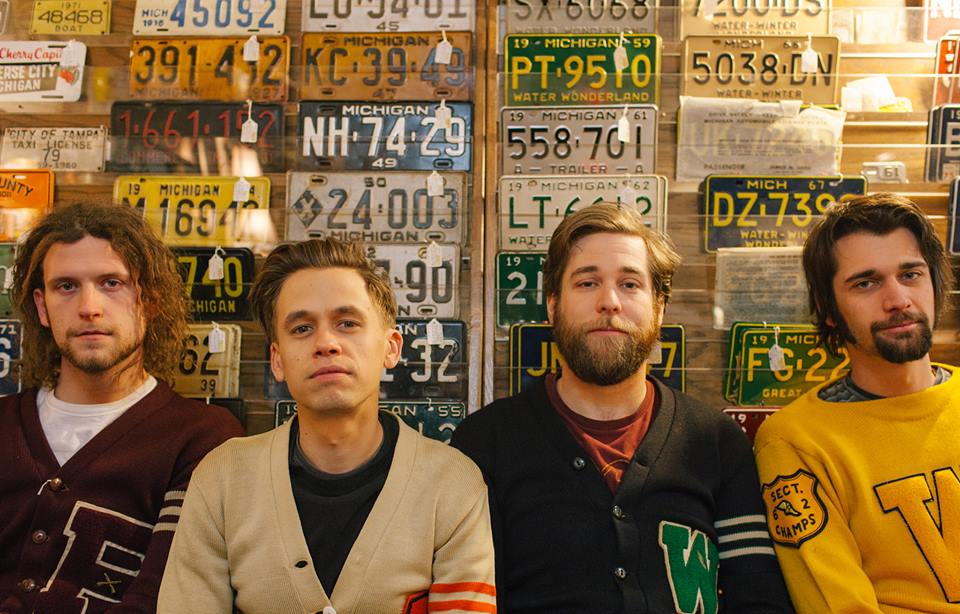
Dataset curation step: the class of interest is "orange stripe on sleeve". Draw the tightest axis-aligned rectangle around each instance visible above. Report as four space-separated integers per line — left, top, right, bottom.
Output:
428 600 497 613
430 582 496 596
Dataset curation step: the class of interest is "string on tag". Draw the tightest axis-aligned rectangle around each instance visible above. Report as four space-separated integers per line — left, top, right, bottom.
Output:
768 325 787 372
435 99 453 131
424 241 443 268
241 99 259 143
208 247 225 281
435 29 453 65
209 322 226 354
801 33 818 73
617 105 631 143
613 32 629 72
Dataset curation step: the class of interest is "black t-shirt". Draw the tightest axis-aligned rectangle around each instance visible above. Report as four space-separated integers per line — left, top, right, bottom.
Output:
288 411 398 593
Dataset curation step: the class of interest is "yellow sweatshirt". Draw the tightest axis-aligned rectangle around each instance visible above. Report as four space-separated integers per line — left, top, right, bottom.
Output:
754 365 960 614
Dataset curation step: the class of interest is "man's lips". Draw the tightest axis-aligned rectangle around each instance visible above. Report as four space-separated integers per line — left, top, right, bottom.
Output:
310 366 350 379
72 330 110 339
877 321 918 333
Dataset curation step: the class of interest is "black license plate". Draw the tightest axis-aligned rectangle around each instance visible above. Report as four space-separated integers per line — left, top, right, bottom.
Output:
383 319 466 400
0 318 21 396
173 247 254 321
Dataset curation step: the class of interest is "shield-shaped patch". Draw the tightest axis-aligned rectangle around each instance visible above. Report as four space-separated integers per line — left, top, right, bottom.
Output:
762 468 828 547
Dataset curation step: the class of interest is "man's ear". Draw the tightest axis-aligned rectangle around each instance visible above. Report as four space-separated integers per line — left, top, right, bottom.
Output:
269 342 285 383
547 293 556 324
383 328 403 370
33 288 50 328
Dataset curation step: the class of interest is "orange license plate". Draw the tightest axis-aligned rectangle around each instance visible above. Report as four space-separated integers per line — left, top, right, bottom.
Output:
0 170 53 240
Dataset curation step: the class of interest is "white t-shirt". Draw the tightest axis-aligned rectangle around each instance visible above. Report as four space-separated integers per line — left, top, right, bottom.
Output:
38 376 158 466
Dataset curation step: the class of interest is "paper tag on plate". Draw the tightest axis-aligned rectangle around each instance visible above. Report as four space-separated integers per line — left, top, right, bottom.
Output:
620 185 637 206
435 100 453 131
209 323 226 354
613 43 628 72
425 241 443 268
648 341 662 365
768 343 786 372
617 113 631 143
426 318 443 345
435 31 453 65
208 249 225 281
241 118 258 143
427 171 445 197
243 36 260 62
232 177 251 202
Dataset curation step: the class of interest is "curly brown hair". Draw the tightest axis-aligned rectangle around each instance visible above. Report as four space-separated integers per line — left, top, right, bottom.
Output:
11 203 188 388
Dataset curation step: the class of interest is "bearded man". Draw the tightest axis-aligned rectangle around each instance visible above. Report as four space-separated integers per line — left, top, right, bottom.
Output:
452 203 793 613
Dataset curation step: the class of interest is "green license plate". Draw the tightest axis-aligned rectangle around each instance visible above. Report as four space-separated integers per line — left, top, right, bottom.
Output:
497 252 547 328
504 33 660 106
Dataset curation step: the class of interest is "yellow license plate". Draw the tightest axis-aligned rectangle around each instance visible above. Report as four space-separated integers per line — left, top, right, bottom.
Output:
0 170 53 241
175 324 241 398
682 35 840 105
680 0 830 37
130 37 290 101
31 0 110 35
112 175 271 247
300 32 473 100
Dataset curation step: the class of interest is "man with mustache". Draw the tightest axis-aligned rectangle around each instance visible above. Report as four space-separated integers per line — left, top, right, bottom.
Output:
452 203 793 613
754 194 960 613
0 203 243 614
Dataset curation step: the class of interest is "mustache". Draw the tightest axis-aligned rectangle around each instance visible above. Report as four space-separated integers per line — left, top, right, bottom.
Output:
870 311 929 334
582 316 642 335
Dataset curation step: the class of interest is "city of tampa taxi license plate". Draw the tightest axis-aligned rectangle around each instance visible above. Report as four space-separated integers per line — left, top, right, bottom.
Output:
505 33 661 106
175 323 241 398
0 170 53 241
113 175 270 247
509 323 685 394
130 37 289 101
702 175 867 252
681 35 840 104
300 32 473 101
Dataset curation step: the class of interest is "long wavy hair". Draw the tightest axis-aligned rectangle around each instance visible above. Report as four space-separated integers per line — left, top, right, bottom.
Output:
11 203 188 388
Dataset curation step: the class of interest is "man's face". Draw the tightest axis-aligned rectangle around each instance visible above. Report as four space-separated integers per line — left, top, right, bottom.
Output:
547 232 664 386
33 236 146 376
830 228 935 364
270 267 401 416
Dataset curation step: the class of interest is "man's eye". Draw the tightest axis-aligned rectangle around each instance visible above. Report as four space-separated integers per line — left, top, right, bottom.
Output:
902 271 922 281
103 279 123 289
56 282 76 292
291 324 311 335
340 320 359 329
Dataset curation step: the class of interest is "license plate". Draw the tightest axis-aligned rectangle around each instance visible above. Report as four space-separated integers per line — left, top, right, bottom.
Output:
727 324 848 405
714 247 807 329
722 321 811 402
298 101 472 171
109 101 284 173
680 0 830 37
933 34 960 107
300 32 473 101
497 252 546 328
130 37 290 101
504 34 661 106
366 243 459 318
302 0 474 32
0 41 86 102
925 105 960 182
383 319 467 400
175 324 241 397
498 174 666 251
509 323 685 394
682 35 839 105
505 0 657 35
188 397 245 427
0 319 21 396
381 400 466 443
948 177 960 255
677 96 845 182
0 244 14 317
925 0 960 42
286 171 465 244
0 170 53 241
113 175 271 247
500 105 657 175
173 247 254 321
274 400 296 426
702 175 867 252
1 127 106 171
31 0 110 35
0 1 8 34
722 407 779 443
133 0 287 35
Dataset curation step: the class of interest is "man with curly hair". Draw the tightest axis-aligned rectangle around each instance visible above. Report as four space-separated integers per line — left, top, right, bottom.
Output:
0 203 243 614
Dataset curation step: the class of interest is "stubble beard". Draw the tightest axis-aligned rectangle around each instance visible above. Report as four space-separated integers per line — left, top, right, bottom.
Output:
867 311 933 364
552 304 660 386
60 332 143 375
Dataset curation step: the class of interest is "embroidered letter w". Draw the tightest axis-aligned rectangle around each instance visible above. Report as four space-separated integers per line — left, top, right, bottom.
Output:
658 521 719 614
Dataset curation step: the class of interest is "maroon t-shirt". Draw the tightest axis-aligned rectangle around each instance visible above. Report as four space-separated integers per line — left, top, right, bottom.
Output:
545 373 656 493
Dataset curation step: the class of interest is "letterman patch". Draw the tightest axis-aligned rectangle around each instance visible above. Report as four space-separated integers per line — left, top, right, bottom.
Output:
762 469 827 547
658 521 719 614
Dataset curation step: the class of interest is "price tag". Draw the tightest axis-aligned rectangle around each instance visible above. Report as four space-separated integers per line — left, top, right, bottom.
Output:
243 35 260 62
3 265 12 291
435 99 452 131
617 108 631 143
240 100 258 143
801 34 818 73
425 241 443 268
427 171 445 197
435 30 453 65
209 322 226 353
208 247 225 281
426 318 443 345
613 33 628 72
620 184 637 206
648 340 662 365
232 177 251 202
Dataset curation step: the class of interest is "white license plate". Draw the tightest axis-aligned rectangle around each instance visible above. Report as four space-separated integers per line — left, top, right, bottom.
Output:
175 324 241 397
676 96 844 182
505 0 656 34
286 171 465 243
1 127 106 171
713 247 807 329
499 174 666 251
0 41 86 102
680 0 830 37
302 0 474 31
133 0 286 35
365 243 459 318
500 105 657 175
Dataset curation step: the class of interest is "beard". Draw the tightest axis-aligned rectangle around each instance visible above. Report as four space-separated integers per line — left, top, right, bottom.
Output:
866 310 933 364
60 330 143 374
552 305 660 386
